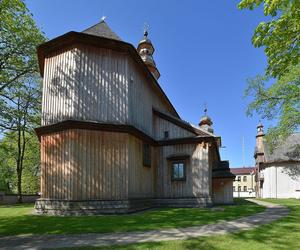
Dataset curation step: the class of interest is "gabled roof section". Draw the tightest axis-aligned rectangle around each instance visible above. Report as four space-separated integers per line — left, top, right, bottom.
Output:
82 20 122 41
153 108 214 137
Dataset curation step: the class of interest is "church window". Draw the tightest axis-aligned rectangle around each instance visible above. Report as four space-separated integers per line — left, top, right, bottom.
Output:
244 186 247 192
237 176 241 181
233 186 235 192
243 176 247 182
143 143 151 167
172 162 185 181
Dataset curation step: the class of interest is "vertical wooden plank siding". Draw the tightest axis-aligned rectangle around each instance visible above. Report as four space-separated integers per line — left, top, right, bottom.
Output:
40 129 129 200
153 115 195 140
156 143 211 198
212 179 233 204
42 45 129 126
127 59 176 137
128 135 154 198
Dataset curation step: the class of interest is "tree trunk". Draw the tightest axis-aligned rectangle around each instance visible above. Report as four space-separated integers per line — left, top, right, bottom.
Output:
16 99 23 203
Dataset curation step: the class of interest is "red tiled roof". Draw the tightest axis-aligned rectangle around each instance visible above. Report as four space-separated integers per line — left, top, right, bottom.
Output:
230 167 255 175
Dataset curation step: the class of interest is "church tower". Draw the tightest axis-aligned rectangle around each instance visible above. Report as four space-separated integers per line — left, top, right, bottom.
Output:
137 29 160 80
254 122 265 163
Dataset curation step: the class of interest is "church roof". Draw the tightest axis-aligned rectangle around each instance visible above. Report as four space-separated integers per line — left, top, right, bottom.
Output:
82 20 122 41
213 161 236 179
230 167 255 175
264 133 300 162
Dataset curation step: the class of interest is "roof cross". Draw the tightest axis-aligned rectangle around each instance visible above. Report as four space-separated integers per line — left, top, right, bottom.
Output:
144 22 149 37
204 102 207 116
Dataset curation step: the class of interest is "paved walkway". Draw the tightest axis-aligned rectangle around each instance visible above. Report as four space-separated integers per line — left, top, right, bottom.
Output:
0 199 289 250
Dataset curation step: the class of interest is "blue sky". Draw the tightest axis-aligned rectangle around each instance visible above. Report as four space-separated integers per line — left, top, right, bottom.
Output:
26 0 271 168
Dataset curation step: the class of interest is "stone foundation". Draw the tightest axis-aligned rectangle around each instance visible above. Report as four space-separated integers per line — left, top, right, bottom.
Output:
35 197 213 216
155 197 213 208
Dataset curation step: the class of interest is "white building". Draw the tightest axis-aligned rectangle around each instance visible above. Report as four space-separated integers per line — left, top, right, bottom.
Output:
255 123 300 199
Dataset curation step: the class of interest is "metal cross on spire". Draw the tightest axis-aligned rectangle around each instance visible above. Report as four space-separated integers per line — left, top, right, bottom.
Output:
144 22 149 37
204 102 207 116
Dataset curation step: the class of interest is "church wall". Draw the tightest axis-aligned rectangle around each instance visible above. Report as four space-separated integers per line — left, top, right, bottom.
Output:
128 135 155 199
127 58 176 137
156 143 211 198
153 115 196 140
40 129 129 200
212 178 234 204
42 45 129 126
261 164 300 199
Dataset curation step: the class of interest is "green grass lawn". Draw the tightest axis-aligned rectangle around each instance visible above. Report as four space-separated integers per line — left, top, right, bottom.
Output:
68 199 300 250
0 199 263 236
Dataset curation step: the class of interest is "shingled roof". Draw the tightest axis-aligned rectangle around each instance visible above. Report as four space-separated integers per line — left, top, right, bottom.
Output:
82 20 121 41
264 133 300 162
213 161 235 179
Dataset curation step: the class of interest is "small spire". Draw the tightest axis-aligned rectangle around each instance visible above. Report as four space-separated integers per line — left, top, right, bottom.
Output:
257 121 264 136
204 102 207 116
137 23 160 80
199 105 214 133
101 16 106 22
144 23 149 37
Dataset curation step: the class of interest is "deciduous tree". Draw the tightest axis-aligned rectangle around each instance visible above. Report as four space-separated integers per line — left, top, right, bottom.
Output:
239 0 300 148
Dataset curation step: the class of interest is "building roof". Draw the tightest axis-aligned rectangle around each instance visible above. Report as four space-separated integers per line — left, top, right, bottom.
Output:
230 167 255 175
153 108 214 137
264 134 300 162
82 20 122 41
213 161 236 179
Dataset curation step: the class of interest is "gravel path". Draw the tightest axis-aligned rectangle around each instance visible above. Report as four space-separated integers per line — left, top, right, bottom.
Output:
0 199 289 249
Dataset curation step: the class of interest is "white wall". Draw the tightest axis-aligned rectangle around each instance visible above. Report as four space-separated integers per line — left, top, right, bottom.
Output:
233 191 256 198
261 164 300 199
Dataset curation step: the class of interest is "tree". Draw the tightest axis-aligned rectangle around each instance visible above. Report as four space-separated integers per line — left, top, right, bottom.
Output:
0 131 40 194
0 0 45 93
239 0 300 148
0 76 41 202
238 0 300 78
0 0 44 201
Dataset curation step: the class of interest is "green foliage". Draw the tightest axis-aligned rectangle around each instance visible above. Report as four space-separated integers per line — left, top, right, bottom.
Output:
239 0 300 146
0 0 44 199
0 199 264 236
0 132 40 194
245 64 300 149
0 0 45 93
238 0 300 78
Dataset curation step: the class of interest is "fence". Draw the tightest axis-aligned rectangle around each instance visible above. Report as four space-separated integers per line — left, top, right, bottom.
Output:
0 191 40 204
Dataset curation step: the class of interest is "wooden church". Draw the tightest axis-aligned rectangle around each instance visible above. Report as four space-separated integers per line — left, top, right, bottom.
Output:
35 20 234 215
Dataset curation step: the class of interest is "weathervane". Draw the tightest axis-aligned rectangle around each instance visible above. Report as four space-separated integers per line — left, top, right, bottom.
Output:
204 102 207 116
